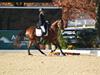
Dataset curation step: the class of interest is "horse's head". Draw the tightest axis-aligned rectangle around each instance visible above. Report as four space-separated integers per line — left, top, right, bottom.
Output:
51 19 64 31
57 19 65 30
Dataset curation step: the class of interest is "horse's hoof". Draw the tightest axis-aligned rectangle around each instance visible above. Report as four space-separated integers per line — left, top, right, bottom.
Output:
61 53 66 56
63 53 66 56
28 53 33 56
63 54 66 56
44 54 47 56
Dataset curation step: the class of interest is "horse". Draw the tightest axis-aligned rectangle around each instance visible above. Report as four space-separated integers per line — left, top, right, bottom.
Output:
14 19 66 56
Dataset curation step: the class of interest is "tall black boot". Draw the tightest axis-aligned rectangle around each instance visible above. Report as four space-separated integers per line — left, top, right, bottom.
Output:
39 37 44 44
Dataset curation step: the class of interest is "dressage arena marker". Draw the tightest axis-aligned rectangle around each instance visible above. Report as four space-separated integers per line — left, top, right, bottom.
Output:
55 49 100 56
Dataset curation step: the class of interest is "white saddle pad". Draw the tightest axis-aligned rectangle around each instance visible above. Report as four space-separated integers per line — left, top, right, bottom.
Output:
36 28 42 37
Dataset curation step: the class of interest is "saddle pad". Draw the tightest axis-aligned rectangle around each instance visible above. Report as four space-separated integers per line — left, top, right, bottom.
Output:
36 28 42 37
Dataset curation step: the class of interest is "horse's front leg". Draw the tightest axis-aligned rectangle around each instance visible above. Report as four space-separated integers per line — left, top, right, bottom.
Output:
34 44 47 56
58 44 66 56
27 40 33 55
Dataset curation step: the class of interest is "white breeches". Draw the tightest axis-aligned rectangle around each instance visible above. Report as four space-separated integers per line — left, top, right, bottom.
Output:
40 26 45 33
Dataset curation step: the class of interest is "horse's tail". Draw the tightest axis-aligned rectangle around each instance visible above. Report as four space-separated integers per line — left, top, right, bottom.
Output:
13 30 26 48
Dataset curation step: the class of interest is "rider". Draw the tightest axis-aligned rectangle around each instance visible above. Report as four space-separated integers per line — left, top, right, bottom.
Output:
38 8 48 36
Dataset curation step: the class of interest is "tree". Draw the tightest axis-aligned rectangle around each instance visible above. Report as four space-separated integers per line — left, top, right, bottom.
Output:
95 0 100 38
53 0 96 28
12 2 24 6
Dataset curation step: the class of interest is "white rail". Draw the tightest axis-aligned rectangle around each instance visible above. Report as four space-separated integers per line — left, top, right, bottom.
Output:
0 6 62 9
56 49 100 56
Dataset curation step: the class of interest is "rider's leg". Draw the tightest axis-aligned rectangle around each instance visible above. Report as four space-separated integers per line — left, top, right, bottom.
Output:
40 26 48 36
39 37 44 43
45 27 48 36
40 25 45 33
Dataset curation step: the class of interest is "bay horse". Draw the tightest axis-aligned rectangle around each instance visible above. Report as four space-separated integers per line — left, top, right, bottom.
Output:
14 19 66 56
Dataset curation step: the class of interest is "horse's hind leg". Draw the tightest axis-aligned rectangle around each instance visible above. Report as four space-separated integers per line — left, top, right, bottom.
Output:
28 41 33 55
34 44 47 56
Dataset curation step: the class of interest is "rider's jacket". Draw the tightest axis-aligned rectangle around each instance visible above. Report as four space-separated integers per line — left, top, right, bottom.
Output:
39 11 46 26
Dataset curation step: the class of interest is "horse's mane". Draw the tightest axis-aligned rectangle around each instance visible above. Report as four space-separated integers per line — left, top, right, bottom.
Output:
51 20 60 30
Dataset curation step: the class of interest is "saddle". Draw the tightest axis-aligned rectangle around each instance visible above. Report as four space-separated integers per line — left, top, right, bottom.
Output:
36 26 48 37
35 28 42 37
36 21 49 37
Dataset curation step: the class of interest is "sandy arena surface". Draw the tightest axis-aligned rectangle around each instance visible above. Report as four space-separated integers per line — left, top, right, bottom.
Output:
0 52 100 75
